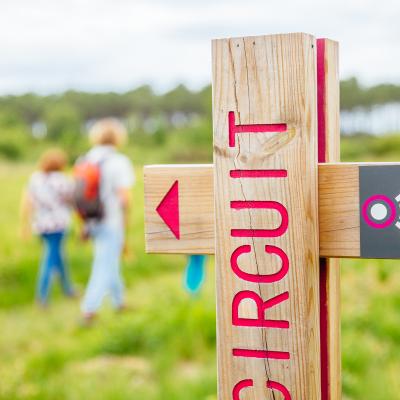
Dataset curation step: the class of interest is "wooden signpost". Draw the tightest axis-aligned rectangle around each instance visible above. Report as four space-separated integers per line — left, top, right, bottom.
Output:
144 33 400 399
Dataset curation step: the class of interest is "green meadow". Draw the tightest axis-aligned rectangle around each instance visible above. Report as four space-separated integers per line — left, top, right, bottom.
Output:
1 133 400 399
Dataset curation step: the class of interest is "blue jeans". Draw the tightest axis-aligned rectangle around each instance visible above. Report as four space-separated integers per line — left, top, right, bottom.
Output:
37 231 74 304
81 224 124 314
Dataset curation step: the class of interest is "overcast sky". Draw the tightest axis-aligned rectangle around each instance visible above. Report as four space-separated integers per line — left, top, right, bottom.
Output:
0 0 398 95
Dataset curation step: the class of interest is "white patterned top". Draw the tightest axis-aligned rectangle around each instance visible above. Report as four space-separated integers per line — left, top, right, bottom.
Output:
28 171 74 234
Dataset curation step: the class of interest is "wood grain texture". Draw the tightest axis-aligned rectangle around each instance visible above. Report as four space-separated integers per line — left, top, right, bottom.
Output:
318 39 341 400
212 33 320 399
319 161 400 258
318 163 359 258
144 162 400 261
144 164 214 254
144 164 214 255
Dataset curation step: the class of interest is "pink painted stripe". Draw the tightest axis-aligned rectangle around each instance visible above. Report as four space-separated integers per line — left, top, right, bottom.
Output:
319 257 329 400
233 348 290 360
231 229 286 238
231 200 283 209
317 39 327 164
234 123 287 133
229 111 287 147
230 169 288 178
317 37 329 400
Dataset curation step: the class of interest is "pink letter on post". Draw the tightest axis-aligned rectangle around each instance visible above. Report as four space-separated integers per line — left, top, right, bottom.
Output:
233 379 291 399
233 348 290 360
231 245 289 283
232 379 253 400
232 290 289 329
231 201 288 238
230 169 287 179
267 380 292 399
228 111 287 148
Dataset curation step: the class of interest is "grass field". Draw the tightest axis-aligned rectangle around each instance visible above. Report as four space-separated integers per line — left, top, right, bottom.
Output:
1 160 400 399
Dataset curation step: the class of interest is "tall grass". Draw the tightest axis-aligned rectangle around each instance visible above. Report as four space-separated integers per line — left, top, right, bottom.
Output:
0 162 217 400
1 131 400 399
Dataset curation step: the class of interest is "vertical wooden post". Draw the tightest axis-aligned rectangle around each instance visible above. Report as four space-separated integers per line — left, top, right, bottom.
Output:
212 33 321 399
317 39 341 400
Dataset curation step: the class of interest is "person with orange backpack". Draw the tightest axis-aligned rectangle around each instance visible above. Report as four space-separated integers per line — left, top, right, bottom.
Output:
20 149 76 306
74 118 135 324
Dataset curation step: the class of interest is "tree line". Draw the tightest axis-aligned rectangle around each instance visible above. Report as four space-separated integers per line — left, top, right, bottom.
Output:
1 78 399 162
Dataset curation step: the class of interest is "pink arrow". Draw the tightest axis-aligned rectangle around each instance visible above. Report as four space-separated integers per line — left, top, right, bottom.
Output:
156 180 180 239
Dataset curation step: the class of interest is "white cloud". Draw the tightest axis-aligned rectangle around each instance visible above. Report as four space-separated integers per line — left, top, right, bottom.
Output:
0 0 399 94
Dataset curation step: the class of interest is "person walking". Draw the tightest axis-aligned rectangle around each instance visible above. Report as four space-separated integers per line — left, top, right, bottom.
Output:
77 118 135 323
20 148 75 306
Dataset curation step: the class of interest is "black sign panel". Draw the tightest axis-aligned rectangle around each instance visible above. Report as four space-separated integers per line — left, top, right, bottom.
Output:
360 165 400 258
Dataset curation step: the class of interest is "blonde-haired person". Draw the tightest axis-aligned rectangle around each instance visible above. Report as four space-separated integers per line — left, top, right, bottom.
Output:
21 148 75 306
80 118 134 323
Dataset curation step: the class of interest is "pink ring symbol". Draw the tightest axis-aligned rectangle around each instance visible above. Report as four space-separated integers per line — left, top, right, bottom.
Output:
362 194 396 229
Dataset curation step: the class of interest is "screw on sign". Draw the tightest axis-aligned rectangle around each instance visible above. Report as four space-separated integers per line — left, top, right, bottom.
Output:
144 32 400 400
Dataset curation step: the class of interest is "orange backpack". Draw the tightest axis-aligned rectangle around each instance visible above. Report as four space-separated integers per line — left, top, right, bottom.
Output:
73 159 104 221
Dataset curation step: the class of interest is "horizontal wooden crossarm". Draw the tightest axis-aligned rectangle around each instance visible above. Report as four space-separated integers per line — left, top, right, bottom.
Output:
144 162 400 258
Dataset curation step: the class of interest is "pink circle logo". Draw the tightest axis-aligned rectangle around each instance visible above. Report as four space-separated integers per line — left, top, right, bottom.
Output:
362 194 397 229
